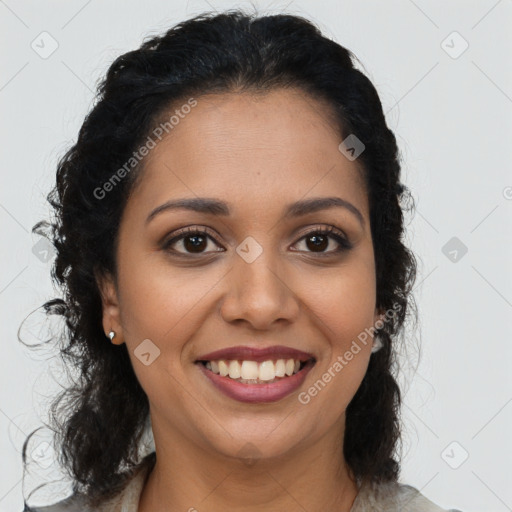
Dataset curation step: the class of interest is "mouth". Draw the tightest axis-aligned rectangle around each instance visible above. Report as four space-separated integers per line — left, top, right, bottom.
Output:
197 357 313 384
195 346 316 403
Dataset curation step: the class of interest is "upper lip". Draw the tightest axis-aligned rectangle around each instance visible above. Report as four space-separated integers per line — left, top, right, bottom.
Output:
196 345 315 363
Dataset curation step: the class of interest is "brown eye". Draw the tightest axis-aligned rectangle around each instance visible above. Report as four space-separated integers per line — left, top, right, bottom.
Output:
181 233 208 253
293 226 352 255
304 233 329 252
162 225 352 258
162 227 224 255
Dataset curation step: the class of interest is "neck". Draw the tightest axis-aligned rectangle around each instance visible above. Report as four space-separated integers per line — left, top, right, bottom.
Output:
138 418 360 512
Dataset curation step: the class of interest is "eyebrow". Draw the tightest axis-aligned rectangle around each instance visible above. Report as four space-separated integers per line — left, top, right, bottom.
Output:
146 196 365 227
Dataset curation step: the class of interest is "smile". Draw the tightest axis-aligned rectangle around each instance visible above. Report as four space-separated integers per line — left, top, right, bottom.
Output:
196 357 316 403
201 358 305 383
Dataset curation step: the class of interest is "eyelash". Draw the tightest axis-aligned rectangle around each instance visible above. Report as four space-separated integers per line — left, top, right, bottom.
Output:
161 225 353 258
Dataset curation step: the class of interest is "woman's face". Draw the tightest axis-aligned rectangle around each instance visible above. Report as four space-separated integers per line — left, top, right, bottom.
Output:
99 88 384 462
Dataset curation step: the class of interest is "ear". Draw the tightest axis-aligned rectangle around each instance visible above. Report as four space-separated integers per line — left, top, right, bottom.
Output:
95 268 124 345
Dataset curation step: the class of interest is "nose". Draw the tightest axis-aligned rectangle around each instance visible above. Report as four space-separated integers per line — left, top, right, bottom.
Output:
219 250 300 331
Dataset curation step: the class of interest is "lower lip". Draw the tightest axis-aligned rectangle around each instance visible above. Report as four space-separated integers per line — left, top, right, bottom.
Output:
197 360 315 403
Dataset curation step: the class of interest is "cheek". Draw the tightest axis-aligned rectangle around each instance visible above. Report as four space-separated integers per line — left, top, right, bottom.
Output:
303 260 377 345
115 265 205 408
117 249 222 344
116 256 230 402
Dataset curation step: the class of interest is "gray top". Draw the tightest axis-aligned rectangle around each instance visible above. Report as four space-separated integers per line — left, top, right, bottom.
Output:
26 461 463 512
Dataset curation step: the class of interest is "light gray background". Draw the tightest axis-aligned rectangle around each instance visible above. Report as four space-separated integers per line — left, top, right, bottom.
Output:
1 1 511 511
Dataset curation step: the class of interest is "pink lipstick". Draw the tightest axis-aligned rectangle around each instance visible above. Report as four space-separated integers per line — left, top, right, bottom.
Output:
196 345 316 403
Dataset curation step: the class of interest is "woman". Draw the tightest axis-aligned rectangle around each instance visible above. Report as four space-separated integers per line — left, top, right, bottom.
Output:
23 9 463 512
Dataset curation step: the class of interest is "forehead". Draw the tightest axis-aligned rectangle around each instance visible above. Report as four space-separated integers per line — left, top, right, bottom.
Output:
128 88 368 219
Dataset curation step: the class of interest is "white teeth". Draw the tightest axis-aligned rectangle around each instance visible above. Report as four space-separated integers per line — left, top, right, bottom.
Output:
228 360 241 379
275 359 286 377
218 360 229 377
204 358 306 382
241 360 259 380
259 360 275 381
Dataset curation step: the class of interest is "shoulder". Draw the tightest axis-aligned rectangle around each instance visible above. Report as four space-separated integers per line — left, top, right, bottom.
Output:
351 479 464 512
395 483 463 512
23 492 94 512
24 456 154 512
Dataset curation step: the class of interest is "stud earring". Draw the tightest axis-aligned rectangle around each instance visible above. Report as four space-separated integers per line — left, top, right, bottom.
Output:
108 331 116 341
371 334 383 353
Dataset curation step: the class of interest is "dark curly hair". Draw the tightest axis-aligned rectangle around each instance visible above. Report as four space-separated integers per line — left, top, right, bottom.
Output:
21 8 417 509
